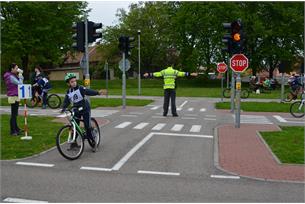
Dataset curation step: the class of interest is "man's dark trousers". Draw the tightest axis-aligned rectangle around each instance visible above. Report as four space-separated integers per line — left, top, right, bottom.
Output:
163 89 177 116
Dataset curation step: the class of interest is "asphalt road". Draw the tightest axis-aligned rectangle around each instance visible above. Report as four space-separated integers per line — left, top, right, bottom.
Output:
1 97 304 202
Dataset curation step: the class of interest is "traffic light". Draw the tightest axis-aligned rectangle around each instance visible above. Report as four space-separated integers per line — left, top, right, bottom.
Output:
88 21 102 43
72 22 85 52
118 36 135 58
118 36 128 53
222 23 232 54
126 36 135 57
230 19 244 54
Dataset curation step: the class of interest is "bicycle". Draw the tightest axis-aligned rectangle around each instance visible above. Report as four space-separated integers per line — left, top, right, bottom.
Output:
223 88 250 99
290 92 305 118
56 107 101 160
27 90 61 109
285 86 303 102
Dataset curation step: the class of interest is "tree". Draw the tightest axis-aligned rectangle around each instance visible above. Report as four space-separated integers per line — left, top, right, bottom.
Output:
1 2 87 77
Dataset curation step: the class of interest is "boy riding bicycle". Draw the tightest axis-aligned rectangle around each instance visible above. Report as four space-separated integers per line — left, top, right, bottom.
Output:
61 73 107 148
33 76 51 109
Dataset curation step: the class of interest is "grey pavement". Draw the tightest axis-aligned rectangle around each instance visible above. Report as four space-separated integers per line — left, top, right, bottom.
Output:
1 97 304 202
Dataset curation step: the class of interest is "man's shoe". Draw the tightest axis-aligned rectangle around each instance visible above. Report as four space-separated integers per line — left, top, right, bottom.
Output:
173 114 179 117
163 113 167 117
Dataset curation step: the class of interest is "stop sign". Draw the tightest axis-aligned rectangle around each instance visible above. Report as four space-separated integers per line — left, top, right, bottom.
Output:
230 54 249 73
217 62 227 73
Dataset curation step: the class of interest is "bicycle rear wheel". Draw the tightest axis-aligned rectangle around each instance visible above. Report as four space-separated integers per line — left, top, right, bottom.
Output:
241 89 250 99
223 88 231 98
26 97 38 108
290 101 305 118
284 91 294 102
56 125 84 160
47 94 62 109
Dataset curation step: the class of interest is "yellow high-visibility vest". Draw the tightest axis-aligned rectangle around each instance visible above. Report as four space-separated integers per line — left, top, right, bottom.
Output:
153 67 188 89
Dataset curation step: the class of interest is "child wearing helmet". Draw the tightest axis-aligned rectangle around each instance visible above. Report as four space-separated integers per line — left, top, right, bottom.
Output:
61 73 107 147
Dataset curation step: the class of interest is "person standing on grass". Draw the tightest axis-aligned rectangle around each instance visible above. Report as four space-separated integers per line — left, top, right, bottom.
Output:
144 66 198 117
3 63 24 136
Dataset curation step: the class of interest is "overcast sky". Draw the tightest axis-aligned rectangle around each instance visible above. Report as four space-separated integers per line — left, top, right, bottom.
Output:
87 1 134 27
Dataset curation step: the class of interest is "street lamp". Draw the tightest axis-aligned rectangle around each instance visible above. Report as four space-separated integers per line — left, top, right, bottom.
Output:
138 30 141 95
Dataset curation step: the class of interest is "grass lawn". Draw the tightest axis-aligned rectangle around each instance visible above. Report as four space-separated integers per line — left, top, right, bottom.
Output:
1 114 64 160
215 102 291 112
1 79 284 99
0 97 153 108
261 126 304 164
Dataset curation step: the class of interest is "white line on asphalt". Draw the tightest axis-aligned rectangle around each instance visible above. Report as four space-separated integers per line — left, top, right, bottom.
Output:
204 118 217 121
151 123 166 131
133 122 149 130
15 162 54 167
154 132 213 139
190 125 202 133
152 116 165 119
129 112 143 115
115 122 132 128
137 170 180 176
185 114 198 117
171 124 184 131
3 197 48 203
80 167 112 172
112 133 154 171
187 107 194 111
210 175 240 179
181 117 197 120
200 108 206 112
150 106 160 110
273 115 288 123
177 100 188 111
206 115 216 117
120 115 138 117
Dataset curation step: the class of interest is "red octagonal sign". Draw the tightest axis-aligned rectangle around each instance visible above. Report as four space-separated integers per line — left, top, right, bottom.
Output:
217 62 228 73
230 54 249 73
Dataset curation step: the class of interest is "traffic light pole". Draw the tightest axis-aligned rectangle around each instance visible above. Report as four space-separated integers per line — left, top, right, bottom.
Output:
84 16 90 103
235 73 241 128
230 70 235 113
122 52 126 109
221 74 224 102
138 30 141 96
105 60 109 98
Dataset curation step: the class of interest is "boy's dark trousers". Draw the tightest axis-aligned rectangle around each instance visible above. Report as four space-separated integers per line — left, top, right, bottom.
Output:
74 109 93 140
163 89 177 116
10 101 21 134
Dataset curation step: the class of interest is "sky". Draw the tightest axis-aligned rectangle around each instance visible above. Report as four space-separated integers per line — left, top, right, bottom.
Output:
87 1 134 27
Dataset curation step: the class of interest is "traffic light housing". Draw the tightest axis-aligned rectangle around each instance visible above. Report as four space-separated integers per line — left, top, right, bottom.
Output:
126 36 135 57
222 23 232 54
88 21 102 43
230 20 244 54
118 36 127 53
72 22 85 52
118 36 135 58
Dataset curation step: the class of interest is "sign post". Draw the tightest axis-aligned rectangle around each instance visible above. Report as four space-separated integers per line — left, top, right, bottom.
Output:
230 54 249 128
18 84 32 140
119 58 131 110
104 60 109 98
217 62 228 102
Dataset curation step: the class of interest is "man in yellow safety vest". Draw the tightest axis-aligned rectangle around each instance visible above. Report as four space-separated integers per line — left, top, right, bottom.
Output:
144 66 197 117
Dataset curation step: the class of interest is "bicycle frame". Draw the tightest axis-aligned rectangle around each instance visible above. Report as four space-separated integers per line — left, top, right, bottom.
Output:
65 111 86 143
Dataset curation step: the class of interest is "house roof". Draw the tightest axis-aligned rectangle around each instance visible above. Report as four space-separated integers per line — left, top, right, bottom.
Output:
63 46 103 64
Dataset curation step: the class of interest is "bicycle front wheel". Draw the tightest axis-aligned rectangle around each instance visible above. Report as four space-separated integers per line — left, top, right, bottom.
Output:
56 125 84 160
223 88 231 98
47 94 62 109
290 101 305 118
26 97 38 108
241 89 250 99
284 91 294 102
87 118 101 150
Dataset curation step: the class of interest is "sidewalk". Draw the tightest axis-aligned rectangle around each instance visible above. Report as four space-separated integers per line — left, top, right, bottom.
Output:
216 124 305 183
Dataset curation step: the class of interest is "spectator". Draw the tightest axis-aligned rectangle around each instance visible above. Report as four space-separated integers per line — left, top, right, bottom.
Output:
3 63 24 136
31 65 44 98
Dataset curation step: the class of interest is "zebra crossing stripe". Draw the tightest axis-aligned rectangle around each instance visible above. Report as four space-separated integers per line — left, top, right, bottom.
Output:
188 108 194 111
115 122 132 128
200 108 206 112
171 124 184 131
151 123 166 131
133 123 149 130
150 106 160 110
190 125 202 133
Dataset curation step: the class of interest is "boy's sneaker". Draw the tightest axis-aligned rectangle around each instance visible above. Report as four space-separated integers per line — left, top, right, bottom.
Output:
67 142 81 151
42 105 47 109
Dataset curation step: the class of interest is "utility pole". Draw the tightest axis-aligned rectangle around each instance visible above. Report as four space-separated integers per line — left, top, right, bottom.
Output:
84 15 90 103
138 30 141 95
122 52 126 109
105 60 109 98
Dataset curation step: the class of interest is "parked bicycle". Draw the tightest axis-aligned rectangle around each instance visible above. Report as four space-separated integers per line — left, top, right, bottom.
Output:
223 88 250 99
26 90 61 109
290 92 305 118
56 107 101 160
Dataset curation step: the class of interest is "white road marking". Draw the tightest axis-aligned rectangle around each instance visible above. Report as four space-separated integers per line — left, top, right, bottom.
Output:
273 115 288 123
210 175 240 179
200 108 206 112
129 112 143 115
120 115 138 117
187 107 194 111
206 115 216 117
150 106 160 110
190 125 202 133
171 124 184 131
177 100 188 111
152 116 165 119
204 118 217 121
234 115 273 124
185 114 198 117
3 197 48 203
155 132 213 139
151 123 166 131
112 133 154 170
115 122 132 129
80 167 112 172
181 117 197 120
15 162 54 167
137 170 180 176
133 122 149 130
